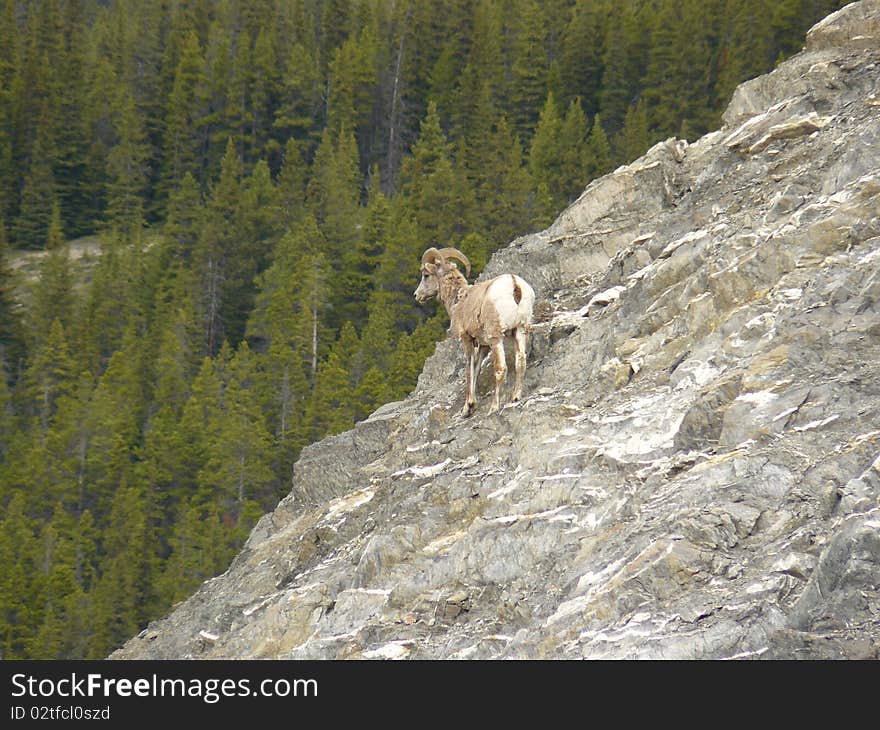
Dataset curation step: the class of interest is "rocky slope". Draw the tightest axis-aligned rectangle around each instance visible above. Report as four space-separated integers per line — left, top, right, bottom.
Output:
114 1 880 660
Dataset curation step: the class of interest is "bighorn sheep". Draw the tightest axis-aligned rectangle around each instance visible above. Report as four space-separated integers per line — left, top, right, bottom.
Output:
414 247 535 417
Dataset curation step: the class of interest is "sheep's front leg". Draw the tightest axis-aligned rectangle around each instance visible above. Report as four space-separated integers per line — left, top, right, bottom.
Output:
512 327 528 402
489 340 507 414
461 339 477 417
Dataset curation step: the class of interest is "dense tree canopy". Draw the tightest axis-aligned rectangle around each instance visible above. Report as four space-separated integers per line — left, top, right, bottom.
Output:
0 0 844 658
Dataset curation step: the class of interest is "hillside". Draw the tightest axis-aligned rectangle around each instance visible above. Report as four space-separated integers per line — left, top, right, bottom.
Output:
111 1 880 660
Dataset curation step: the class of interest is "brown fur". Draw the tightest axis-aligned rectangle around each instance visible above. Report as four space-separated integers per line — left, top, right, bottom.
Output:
414 250 533 417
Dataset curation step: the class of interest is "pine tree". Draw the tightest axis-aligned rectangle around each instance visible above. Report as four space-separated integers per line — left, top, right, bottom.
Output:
359 292 401 376
642 0 684 139
158 30 208 207
529 92 564 210
507 0 549 141
327 32 378 144
33 506 80 658
13 118 58 250
452 72 496 176
560 0 607 116
276 138 307 230
29 205 74 352
0 493 41 658
247 215 333 381
272 41 323 152
388 314 447 396
198 342 275 518
163 172 204 266
0 220 24 373
353 366 391 422
225 159 283 344
337 169 389 330
83 333 145 516
586 114 612 181
0 359 13 460
307 347 354 441
398 101 473 246
598 2 642 136
194 138 241 354
616 97 651 165
558 97 590 203
157 499 232 610
306 126 363 265
225 30 253 165
89 483 159 658
478 116 533 247
104 87 149 235
372 213 426 333
249 27 281 164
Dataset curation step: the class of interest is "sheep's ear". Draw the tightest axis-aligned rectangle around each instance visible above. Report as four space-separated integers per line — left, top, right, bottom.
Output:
423 262 437 274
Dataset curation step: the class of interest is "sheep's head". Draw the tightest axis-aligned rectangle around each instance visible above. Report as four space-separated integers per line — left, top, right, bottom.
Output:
414 247 470 303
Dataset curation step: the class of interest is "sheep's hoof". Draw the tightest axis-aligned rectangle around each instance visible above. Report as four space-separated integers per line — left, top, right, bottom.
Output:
460 403 474 418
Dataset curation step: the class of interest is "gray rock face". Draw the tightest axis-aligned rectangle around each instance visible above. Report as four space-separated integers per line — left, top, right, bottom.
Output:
113 1 880 660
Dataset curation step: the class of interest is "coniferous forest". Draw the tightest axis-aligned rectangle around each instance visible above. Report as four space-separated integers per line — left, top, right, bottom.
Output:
0 0 846 659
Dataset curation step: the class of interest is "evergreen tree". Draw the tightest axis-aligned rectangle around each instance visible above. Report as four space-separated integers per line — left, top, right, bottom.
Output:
327 31 378 146
276 138 307 230
89 483 158 658
529 92 564 210
13 119 58 250
158 30 208 207
306 126 363 269
0 494 41 658
558 97 591 203
83 334 145 516
248 215 333 381
616 97 651 165
353 365 391 422
273 41 323 152
163 172 204 266
585 114 612 181
104 87 149 235
195 138 241 354
198 342 275 518
157 500 230 606
29 206 75 351
560 0 606 116
507 0 549 141
479 116 533 248
598 2 643 136
0 220 24 373
307 347 354 441
398 101 474 245
337 169 389 330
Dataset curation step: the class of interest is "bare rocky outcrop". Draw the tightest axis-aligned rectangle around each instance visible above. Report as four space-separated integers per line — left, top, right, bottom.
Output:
113 1 880 660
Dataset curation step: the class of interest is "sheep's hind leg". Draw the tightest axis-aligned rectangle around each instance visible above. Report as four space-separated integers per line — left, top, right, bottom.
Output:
488 341 507 414
512 327 527 402
461 340 477 418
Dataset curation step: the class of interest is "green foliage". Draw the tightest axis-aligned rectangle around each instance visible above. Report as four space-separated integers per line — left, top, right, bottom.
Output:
0 221 25 372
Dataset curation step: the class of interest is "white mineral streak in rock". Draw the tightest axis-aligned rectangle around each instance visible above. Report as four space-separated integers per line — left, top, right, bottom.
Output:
422 530 467 556
362 641 413 660
392 459 451 478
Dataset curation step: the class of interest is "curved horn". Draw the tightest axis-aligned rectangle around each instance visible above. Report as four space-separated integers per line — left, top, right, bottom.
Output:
436 247 471 276
421 247 443 266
